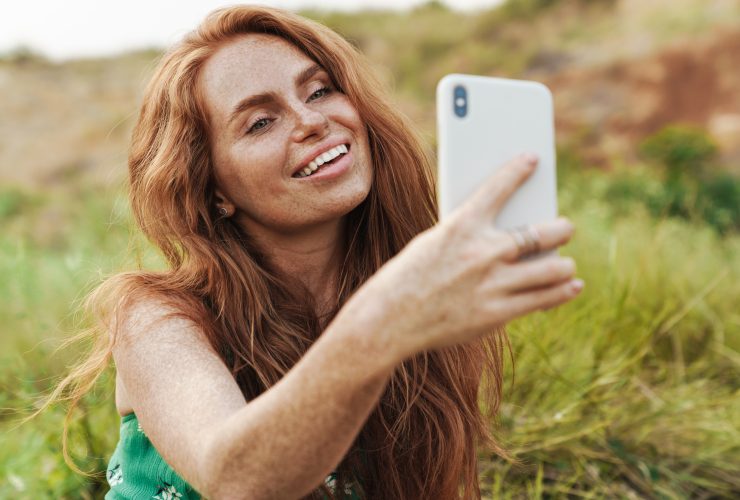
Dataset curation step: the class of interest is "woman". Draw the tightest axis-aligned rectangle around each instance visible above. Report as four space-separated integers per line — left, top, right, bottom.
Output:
59 5 581 499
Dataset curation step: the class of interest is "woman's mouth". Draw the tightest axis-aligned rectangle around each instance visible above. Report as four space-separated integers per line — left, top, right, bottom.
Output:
293 144 349 178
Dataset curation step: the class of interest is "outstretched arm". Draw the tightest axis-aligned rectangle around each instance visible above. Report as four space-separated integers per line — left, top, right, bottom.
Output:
114 155 581 499
114 294 399 500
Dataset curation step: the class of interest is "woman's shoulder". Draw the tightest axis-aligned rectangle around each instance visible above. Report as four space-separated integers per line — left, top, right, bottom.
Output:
110 283 220 417
95 273 209 346
91 271 177 324
112 293 210 350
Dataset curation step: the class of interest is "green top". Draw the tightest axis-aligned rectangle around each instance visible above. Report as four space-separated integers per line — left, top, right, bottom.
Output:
105 413 201 499
106 413 361 499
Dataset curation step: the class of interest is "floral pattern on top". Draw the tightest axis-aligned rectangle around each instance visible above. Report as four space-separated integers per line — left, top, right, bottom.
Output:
325 472 356 496
107 463 123 487
153 482 183 500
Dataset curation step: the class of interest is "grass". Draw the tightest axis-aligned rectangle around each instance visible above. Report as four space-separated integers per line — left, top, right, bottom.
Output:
488 185 740 497
1 162 738 498
0 183 156 498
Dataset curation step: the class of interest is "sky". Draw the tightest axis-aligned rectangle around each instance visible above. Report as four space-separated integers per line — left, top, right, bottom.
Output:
2 0 504 61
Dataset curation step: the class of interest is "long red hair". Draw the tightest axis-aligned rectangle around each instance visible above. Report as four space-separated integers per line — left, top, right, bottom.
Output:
53 6 510 498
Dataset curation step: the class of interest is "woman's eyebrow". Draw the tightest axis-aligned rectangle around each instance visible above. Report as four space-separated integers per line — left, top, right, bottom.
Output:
295 63 323 87
226 63 325 128
227 93 275 127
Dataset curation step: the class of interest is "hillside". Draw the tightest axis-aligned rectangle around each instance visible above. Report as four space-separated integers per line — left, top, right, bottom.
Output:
1 0 739 189
547 27 740 167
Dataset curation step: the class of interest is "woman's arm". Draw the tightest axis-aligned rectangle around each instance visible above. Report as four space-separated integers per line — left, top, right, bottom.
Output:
114 295 400 500
114 155 580 499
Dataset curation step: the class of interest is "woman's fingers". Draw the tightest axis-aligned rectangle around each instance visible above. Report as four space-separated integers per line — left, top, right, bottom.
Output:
497 217 575 262
498 277 584 321
493 255 576 293
461 153 538 221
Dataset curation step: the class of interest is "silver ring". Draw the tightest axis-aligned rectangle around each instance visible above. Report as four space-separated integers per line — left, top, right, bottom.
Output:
506 225 542 258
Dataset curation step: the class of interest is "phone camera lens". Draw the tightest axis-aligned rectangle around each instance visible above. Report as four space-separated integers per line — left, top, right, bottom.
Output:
453 85 467 118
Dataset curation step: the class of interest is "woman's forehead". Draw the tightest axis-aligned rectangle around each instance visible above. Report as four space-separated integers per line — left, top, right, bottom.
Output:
200 34 318 121
210 34 310 73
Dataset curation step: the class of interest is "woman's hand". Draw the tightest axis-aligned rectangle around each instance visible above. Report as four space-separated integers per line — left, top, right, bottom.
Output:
355 154 581 362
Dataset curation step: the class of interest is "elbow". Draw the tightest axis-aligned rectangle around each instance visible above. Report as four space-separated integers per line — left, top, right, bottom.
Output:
202 482 265 500
199 450 319 500
197 440 225 499
197 421 323 500
198 435 248 499
201 473 277 500
198 430 274 500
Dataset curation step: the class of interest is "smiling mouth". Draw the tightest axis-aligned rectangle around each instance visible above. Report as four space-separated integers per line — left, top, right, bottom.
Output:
293 144 350 178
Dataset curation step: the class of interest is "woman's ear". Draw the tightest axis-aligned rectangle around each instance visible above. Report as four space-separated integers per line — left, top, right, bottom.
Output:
214 189 235 217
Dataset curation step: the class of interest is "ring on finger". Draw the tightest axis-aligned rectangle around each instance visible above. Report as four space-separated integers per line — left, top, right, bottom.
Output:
506 225 542 258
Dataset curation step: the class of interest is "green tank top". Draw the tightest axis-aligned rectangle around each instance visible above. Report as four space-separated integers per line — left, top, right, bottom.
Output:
105 413 361 499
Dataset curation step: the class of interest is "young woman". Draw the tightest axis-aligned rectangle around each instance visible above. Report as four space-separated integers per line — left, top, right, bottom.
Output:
60 5 581 499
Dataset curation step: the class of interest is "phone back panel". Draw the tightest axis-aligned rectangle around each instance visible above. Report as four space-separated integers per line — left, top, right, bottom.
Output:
436 74 558 229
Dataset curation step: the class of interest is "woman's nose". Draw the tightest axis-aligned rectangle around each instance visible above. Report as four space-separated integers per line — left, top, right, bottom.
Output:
291 103 329 142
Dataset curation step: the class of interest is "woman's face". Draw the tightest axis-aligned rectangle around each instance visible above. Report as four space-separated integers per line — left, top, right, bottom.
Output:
200 34 373 236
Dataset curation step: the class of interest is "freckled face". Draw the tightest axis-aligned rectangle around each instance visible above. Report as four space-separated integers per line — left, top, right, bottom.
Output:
199 34 373 235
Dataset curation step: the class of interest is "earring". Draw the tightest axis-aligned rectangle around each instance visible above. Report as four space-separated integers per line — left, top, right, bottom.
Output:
218 207 229 217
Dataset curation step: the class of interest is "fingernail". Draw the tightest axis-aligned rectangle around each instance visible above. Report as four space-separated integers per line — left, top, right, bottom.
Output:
560 218 575 232
523 153 539 166
570 279 584 292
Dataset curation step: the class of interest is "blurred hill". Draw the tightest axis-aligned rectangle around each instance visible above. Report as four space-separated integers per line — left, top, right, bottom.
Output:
0 50 158 188
1 0 739 189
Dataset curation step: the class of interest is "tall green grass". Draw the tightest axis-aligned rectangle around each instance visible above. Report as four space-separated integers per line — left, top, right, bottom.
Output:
1 162 738 498
487 174 740 497
0 183 157 498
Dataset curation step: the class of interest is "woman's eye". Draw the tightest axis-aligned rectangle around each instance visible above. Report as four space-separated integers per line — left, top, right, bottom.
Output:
308 86 332 101
248 117 271 134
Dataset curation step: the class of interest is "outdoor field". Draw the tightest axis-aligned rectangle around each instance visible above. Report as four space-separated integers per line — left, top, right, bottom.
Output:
1 0 739 498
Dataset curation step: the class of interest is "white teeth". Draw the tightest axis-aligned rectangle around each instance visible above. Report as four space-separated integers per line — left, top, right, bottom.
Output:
297 144 349 178
312 144 347 166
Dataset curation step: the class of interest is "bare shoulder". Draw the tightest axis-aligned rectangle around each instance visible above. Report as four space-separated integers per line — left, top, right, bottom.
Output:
111 293 235 401
110 292 246 489
112 295 210 349
109 298 211 416
112 294 225 416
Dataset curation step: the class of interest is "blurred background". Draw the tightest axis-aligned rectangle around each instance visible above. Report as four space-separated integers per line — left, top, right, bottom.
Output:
1 0 739 498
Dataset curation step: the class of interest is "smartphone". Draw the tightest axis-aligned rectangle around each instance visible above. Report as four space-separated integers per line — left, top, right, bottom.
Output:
436 74 558 247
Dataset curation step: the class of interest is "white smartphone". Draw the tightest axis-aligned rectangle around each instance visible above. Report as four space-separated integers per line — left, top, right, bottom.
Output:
436 74 558 248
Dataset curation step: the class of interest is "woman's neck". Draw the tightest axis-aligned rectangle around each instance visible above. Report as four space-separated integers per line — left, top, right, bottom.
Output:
239 216 346 318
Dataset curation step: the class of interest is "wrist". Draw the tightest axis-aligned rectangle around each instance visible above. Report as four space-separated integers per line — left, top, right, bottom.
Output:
328 282 408 377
